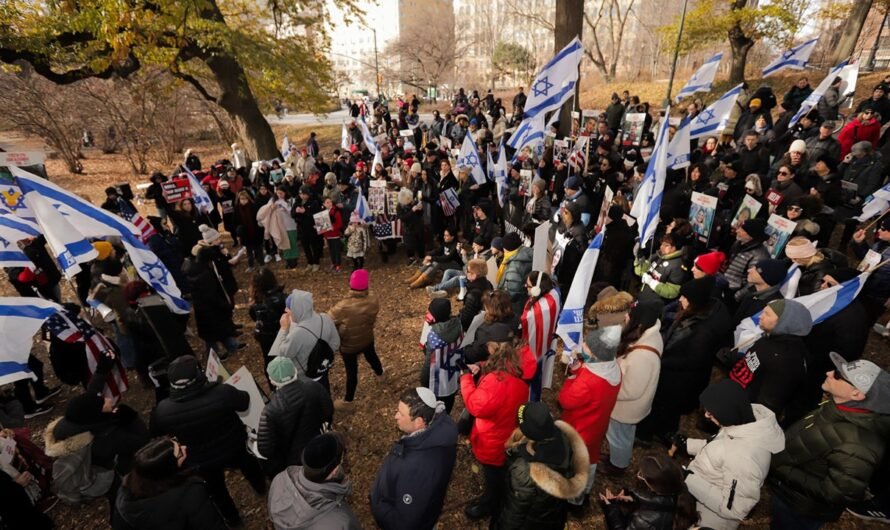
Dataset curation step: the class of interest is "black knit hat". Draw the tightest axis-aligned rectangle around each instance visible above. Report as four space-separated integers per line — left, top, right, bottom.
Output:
608 205 624 222
755 259 788 287
167 355 204 390
699 379 756 426
427 298 451 323
64 393 104 425
679 276 714 307
517 401 558 441
741 218 767 240
301 433 344 483
503 232 523 252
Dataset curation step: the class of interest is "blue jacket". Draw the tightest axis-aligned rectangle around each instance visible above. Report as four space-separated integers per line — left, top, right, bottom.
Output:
370 412 458 530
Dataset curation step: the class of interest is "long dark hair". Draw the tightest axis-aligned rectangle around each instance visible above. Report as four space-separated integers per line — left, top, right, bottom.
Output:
483 290 514 324
481 341 523 379
617 314 644 359
251 267 280 303
124 437 188 499
637 454 697 530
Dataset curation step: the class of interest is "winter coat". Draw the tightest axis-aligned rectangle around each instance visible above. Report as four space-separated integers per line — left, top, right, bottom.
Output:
685 404 785 527
769 400 890 521
611 322 663 424
328 291 379 354
461 370 530 466
492 421 590 530
737 145 771 180
268 467 361 530
428 238 463 271
269 290 341 376
249 286 288 346
344 224 368 258
182 248 236 343
729 301 812 419
603 489 681 530
320 207 343 240
460 276 493 331
723 239 770 292
43 417 114 504
558 361 621 462
838 153 885 207
421 318 464 397
805 135 841 163
852 239 890 307
150 381 249 469
554 223 588 297
797 253 842 296
838 118 881 158
498 245 534 314
732 284 782 326
235 200 262 245
112 477 226 530
257 379 333 478
594 220 636 287
634 249 689 301
370 413 458 530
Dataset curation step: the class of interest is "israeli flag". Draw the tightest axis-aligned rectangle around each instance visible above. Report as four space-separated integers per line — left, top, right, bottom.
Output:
0 211 41 267
780 264 802 298
9 167 190 315
790 60 859 127
487 149 496 182
354 193 374 222
630 108 671 246
666 123 691 170
523 37 584 120
357 117 378 155
556 227 605 352
17 185 98 278
372 148 383 174
734 270 870 351
762 38 819 77
0 298 62 385
457 132 487 185
179 165 214 215
495 140 509 207
341 122 350 150
689 84 744 140
855 181 890 222
675 52 723 102
507 114 545 151
0 181 35 221
280 134 291 161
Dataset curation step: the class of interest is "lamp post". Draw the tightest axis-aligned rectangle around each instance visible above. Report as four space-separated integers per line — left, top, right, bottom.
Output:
360 23 381 99
665 0 690 105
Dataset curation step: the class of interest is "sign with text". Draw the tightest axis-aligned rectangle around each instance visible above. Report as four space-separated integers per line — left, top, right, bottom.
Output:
161 178 192 203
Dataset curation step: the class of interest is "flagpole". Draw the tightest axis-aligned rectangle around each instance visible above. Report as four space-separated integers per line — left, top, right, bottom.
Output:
860 207 890 232
665 0 690 106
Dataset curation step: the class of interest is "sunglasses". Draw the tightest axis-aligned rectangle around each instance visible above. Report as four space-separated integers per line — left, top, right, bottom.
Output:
778 170 791 176
788 205 803 211
832 370 853 386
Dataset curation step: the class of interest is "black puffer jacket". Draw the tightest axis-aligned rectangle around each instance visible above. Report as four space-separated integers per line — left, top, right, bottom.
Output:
492 421 589 530
256 378 333 478
460 277 493 331
113 477 226 530
182 247 236 343
249 286 287 346
150 380 249 469
603 489 678 530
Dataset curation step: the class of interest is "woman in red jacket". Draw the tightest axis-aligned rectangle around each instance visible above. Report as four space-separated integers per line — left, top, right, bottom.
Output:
558 325 622 507
838 110 881 158
460 331 530 521
320 197 344 272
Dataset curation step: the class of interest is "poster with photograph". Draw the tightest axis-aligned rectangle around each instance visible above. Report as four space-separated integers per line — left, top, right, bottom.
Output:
732 195 763 228
519 169 533 196
369 180 387 214
386 191 400 215
622 113 646 146
440 137 452 151
553 139 571 164
581 109 601 136
313 210 333 234
689 191 718 243
544 131 556 149
595 185 615 233
765 214 796 258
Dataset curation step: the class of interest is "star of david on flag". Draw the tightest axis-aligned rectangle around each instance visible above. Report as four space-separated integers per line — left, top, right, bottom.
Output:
688 84 744 140
521 37 583 120
456 132 487 185
762 38 819 77
675 52 723 102
533 76 553 97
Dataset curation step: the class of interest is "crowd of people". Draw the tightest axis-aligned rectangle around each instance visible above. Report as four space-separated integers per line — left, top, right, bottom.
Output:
3 70 890 530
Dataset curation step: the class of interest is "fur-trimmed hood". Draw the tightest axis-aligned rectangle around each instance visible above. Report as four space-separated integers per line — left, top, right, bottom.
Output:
43 417 94 458
589 291 634 315
504 420 590 500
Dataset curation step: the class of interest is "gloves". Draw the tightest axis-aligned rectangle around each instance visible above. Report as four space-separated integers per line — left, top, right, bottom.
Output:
642 273 659 290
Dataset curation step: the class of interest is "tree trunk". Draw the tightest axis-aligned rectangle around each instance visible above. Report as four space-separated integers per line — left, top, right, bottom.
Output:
831 0 875 65
555 0 584 136
728 24 754 84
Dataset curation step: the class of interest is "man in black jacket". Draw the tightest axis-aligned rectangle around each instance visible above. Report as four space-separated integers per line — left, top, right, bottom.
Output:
150 355 266 526
257 357 333 478
371 387 458 530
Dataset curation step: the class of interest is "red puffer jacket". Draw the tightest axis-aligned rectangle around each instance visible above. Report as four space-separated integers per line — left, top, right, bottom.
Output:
838 117 881 158
558 365 621 462
461 371 529 466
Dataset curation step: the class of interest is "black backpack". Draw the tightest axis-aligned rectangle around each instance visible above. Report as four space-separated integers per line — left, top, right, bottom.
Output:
295 319 335 379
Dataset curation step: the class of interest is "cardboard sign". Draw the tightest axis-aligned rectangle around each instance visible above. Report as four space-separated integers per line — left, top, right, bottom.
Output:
161 178 192 203
205 349 230 382
486 256 499 286
765 214 796 258
859 249 882 272
689 191 719 244
732 194 763 228
0 437 15 466
0 151 46 167
532 221 552 272
461 311 486 347
519 169 533 196
622 113 646 146
224 366 266 433
595 186 615 233
399 129 415 137
314 210 333 234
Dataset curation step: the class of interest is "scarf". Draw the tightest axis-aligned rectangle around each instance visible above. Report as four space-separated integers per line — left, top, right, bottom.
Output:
497 247 519 284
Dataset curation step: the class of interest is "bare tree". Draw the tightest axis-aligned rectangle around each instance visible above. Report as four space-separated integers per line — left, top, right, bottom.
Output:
386 25 472 90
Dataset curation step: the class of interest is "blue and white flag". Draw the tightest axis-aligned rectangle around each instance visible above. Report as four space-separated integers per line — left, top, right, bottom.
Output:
354 193 374 222
280 134 291 161
341 122 351 150
179 165 214 215
495 141 509 208
523 37 584 120
855 181 890 222
0 297 61 385
666 123 691 170
630 108 671 246
0 211 40 267
689 84 743 140
487 149 496 182
734 270 870 351
457 132 487 185
0 181 35 221
780 264 802 298
9 167 190 315
790 60 859 127
507 114 546 153
556 228 605 352
18 185 98 278
675 52 723 102
357 117 378 155
762 38 819 77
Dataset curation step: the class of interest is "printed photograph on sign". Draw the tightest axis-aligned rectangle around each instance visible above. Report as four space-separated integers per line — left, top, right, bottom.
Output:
689 191 718 243
765 214 796 258
732 194 763 228
519 169 533 196
313 210 333 234
580 109 601 137
622 113 646 146
553 139 571 164
595 185 615 233
368 185 387 214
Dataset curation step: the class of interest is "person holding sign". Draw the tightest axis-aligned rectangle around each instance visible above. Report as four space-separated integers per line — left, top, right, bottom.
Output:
851 217 890 324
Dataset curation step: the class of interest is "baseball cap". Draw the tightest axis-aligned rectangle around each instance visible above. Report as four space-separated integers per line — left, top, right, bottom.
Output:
830 352 882 394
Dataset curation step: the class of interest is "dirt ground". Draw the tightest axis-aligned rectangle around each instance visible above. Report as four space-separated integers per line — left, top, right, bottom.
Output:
4 135 888 530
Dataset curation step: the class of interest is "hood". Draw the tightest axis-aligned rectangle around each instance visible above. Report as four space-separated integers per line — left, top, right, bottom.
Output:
721 404 785 454
503 420 590 500
515 245 534 263
398 412 459 453
287 289 317 322
43 417 94 458
660 249 684 260
772 300 813 336
583 359 621 385
115 479 197 527
270 466 352 528
430 317 462 343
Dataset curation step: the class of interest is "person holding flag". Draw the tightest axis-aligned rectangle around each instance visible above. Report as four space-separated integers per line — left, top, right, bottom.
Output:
520 271 561 401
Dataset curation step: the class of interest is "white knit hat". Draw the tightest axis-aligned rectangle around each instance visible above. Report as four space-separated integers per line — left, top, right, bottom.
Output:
198 224 221 245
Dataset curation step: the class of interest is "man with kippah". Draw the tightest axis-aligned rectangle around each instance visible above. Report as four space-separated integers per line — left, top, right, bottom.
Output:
370 387 458 530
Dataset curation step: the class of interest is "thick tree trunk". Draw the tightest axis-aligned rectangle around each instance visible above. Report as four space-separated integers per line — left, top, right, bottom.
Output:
728 24 754 84
831 0 875 65
555 0 584 136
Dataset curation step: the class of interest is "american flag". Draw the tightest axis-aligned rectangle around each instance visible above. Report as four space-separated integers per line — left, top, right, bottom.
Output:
521 288 561 390
568 136 588 172
426 330 464 397
371 214 402 240
439 188 459 217
117 198 157 244
45 311 129 398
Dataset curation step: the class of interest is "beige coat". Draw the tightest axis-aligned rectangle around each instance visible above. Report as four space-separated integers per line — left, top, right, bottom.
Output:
328 291 379 354
610 321 663 424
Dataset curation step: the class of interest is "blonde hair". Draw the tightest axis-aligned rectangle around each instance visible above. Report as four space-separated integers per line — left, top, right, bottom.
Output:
467 258 488 276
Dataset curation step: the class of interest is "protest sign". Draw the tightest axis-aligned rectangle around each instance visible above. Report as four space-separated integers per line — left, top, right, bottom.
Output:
732 194 763 228
313 210 333 234
594 186 615 233
225 366 266 432
532 221 551 272
161 178 192 203
689 192 718 243
369 180 387 214
399 129 414 137
487 256 499 285
765 214 795 258
519 169 533 196
0 151 46 167
622 113 646 146
205 349 230 382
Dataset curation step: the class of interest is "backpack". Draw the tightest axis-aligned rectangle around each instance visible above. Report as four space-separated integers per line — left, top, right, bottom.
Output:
295 319 335 379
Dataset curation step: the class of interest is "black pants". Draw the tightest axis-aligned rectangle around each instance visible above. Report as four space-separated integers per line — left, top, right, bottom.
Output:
14 355 50 412
378 239 397 263
342 345 383 401
245 240 263 266
327 238 343 266
316 371 331 395
301 234 324 265
480 463 506 513
351 256 365 270
198 448 266 524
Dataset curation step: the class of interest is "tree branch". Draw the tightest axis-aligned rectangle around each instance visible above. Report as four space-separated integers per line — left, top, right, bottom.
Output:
0 48 142 85
171 71 218 103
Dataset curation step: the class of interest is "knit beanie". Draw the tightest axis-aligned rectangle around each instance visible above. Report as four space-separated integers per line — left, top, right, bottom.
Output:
693 251 726 276
583 325 622 362
167 355 203 390
92 241 113 261
427 298 451 323
503 232 522 252
629 299 663 330
754 259 788 286
301 433 344 483
491 237 504 251
517 401 558 441
64 393 105 426
767 298 786 319
789 139 807 154
741 218 766 240
198 224 221 245
349 269 369 291
699 379 756 426
267 357 298 387
679 276 714 307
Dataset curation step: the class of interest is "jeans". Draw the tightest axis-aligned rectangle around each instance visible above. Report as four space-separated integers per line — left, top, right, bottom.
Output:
245 240 263 266
606 418 636 469
770 494 824 530
197 447 266 524
341 344 383 401
433 269 464 291
205 336 240 356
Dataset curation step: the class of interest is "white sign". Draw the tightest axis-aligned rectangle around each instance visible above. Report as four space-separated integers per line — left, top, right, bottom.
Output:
224 366 266 433
0 151 46 167
205 349 230 382
532 221 551 272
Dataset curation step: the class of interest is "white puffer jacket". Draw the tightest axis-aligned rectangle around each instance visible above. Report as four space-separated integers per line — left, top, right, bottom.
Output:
610 321 663 424
684 404 785 524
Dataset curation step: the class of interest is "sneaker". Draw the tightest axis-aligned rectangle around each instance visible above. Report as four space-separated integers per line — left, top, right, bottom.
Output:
407 258 418 267
24 405 53 419
430 290 448 299
312 264 319 272
847 499 890 523
35 385 62 405
274 255 282 262
264 255 273 264
334 266 342 273
874 323 890 337
457 286 467 301
425 286 436 295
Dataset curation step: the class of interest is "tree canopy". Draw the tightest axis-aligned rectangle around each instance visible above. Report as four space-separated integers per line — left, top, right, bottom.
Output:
491 41 534 82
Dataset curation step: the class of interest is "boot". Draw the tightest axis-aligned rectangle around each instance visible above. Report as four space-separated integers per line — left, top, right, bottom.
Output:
405 269 423 285
410 272 433 289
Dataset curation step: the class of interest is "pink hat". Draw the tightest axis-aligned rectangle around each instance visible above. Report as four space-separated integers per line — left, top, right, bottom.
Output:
349 269 369 291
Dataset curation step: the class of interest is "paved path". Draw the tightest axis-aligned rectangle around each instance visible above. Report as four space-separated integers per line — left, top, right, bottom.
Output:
266 108 434 126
